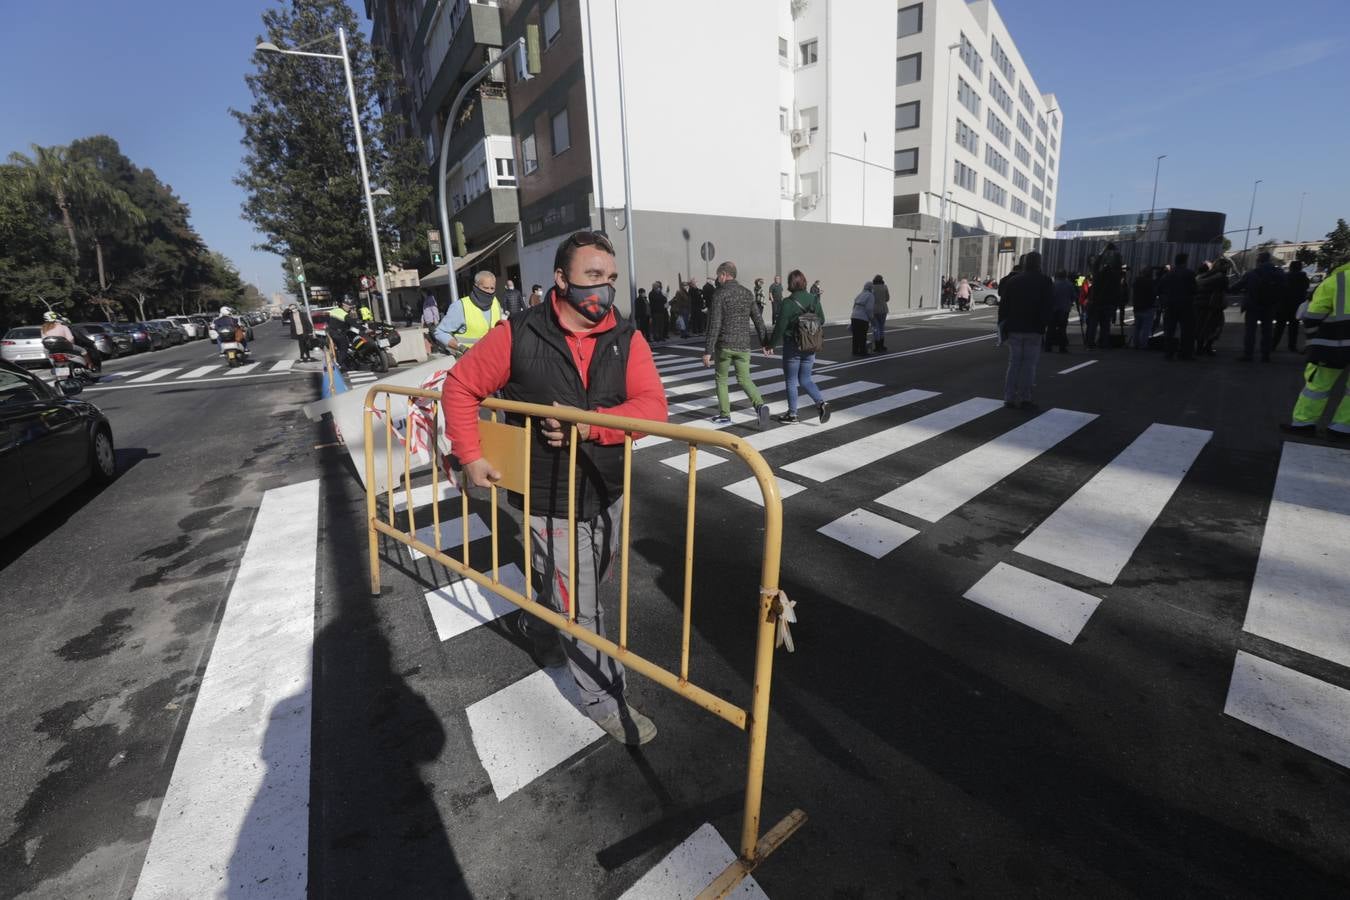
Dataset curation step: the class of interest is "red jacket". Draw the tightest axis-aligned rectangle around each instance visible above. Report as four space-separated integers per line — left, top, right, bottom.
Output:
442 293 667 465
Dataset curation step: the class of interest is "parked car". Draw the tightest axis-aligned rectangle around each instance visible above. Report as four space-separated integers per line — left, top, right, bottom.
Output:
71 323 116 361
166 315 200 339
113 322 153 352
145 320 183 347
78 322 133 357
1 326 51 369
0 359 116 540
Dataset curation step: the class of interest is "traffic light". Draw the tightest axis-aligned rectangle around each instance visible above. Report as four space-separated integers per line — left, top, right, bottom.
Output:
291 255 306 284
1258 226 1263 236
454 221 467 258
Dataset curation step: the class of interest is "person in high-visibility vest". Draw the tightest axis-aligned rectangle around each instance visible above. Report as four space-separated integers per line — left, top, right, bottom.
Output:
1283 260 1350 441
359 303 373 323
327 297 354 368
433 270 503 352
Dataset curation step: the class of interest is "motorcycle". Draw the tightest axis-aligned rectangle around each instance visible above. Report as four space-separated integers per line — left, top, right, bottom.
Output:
219 326 249 367
42 335 100 383
348 321 400 373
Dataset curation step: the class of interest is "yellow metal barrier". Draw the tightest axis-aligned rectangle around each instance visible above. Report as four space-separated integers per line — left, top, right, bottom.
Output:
362 384 805 897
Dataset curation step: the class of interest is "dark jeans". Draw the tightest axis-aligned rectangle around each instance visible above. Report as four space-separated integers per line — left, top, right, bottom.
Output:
1087 303 1114 348
1163 302 1195 359
1243 307 1274 360
651 308 668 341
1044 309 1070 351
850 318 870 354
1271 315 1299 352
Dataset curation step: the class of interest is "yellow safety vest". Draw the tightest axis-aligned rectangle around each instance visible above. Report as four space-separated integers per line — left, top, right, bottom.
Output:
359 306 373 322
329 306 349 323
460 297 503 344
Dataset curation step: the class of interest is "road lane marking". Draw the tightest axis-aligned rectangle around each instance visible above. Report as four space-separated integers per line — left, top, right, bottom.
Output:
876 408 1097 522
815 333 996 373
424 564 526 642
177 365 221 379
1015 423 1212 584
661 365 780 390
619 822 768 898
783 397 1003 483
661 451 729 473
407 515 491 560
1241 442 1350 667
133 478 319 899
465 667 604 801
818 509 919 558
83 370 308 392
129 367 179 382
962 562 1101 644
742 389 938 453
1057 360 1098 375
391 480 460 513
270 359 295 372
641 380 873 449
99 369 142 381
654 358 706 373
1224 651 1350 769
723 474 806 506
226 362 261 376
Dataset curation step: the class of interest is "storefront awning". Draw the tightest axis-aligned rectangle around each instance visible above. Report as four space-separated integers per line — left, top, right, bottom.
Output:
419 231 517 287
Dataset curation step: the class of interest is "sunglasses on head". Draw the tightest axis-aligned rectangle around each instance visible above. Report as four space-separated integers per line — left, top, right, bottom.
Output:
565 230 615 255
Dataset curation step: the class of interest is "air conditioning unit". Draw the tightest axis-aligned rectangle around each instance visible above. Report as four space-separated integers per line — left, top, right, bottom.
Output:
798 193 819 211
790 129 811 149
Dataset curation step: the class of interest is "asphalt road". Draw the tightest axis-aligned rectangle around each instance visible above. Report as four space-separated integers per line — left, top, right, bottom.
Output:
2 307 1348 898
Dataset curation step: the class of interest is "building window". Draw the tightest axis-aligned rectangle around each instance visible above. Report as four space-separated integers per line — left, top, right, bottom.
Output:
984 144 1009 177
953 160 977 192
1051 111 1058 130
778 37 788 60
959 31 983 78
1035 138 1046 159
1037 113 1047 135
896 52 921 86
1018 81 1035 115
1033 161 1045 182
991 35 1015 83
1050 133 1058 152
521 133 538 174
897 3 922 37
781 172 791 198
989 74 1013 116
955 118 979 156
1016 112 1032 141
1010 196 1026 217
551 108 570 155
779 107 788 134
1012 169 1029 192
895 100 920 131
1047 175 1055 192
495 157 516 186
1032 184 1043 204
957 76 980 116
983 178 1007 207
1014 142 1030 166
542 0 561 48
986 110 1010 148
799 39 818 67
799 106 819 134
799 170 819 197
894 147 919 176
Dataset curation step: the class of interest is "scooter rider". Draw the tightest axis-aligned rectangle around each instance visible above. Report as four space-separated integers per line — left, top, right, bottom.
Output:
327 296 357 368
213 306 245 353
40 311 75 343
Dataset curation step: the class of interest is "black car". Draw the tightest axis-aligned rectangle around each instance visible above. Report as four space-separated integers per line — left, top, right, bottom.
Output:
78 322 132 357
71 323 115 362
0 360 115 541
114 322 154 352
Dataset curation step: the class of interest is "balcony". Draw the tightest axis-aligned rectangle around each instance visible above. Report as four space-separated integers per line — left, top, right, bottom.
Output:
418 0 503 134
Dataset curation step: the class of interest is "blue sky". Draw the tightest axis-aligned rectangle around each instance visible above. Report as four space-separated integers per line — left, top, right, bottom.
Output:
3 1 1347 301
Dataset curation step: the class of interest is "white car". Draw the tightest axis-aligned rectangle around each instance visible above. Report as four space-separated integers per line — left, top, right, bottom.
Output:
0 326 50 368
167 315 200 339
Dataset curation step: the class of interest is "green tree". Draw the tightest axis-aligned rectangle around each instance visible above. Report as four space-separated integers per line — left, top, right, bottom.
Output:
233 0 429 293
1294 245 1319 267
1316 218 1350 272
0 164 77 328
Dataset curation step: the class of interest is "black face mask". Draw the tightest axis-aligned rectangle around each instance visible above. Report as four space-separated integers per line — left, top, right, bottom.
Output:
470 286 495 310
561 281 616 323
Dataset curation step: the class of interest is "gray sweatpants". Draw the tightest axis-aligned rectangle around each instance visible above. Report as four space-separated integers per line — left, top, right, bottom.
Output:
523 496 626 719
1004 332 1042 403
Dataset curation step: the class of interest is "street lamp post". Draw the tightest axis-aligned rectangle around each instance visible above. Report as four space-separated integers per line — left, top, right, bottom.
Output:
1145 154 1166 240
933 41 960 309
256 28 391 323
1038 106 1059 256
1243 178 1263 255
1294 190 1307 244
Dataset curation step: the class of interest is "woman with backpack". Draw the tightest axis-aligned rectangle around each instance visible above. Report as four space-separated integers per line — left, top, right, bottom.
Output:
765 269 831 424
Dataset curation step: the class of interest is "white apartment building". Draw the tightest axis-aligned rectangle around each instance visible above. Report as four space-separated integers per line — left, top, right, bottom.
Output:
892 0 1063 240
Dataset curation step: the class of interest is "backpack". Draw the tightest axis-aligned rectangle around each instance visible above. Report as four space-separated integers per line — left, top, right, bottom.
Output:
790 295 824 353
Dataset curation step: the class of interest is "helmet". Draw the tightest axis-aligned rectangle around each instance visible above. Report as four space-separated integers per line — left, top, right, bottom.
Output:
220 306 234 316
43 311 59 323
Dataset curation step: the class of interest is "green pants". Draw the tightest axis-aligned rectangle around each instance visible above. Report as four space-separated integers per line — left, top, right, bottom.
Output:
1292 363 1350 434
715 348 764 415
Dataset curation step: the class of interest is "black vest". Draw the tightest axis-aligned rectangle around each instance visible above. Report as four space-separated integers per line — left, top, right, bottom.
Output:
503 303 634 519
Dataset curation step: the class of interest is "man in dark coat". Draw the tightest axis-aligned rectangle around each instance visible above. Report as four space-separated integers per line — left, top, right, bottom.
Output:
1272 259 1310 353
1234 251 1286 362
1157 253 1199 360
998 252 1053 408
1087 243 1125 349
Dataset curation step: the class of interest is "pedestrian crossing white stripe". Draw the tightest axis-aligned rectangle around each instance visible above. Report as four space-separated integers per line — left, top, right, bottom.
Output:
962 562 1102 644
619 822 768 899
741 389 938 453
465 667 604 801
392 479 460 513
424 565 525 642
661 451 729 473
640 378 863 450
818 509 918 559
1224 651 1350 769
129 367 178 383
408 514 491 560
1015 423 1211 584
177 365 220 380
226 362 261 376
723 474 806 506
1241 441 1350 668
784 397 1002 483
660 363 774 388
655 359 705 373
1057 360 1097 375
270 359 295 372
664 368 825 402
668 377 863 419
101 370 142 380
876 408 1098 522
132 479 318 899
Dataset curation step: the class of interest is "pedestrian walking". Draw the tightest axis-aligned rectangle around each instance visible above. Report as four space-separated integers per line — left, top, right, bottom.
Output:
1194 260 1229 356
501 278 526 318
1046 270 1074 353
766 270 830 424
769 275 784 324
1088 243 1125 349
1272 259 1310 352
850 282 874 356
441 229 668 745
703 261 771 428
1131 266 1159 350
942 276 955 309
753 277 766 317
649 281 669 341
671 280 693 338
998 252 1053 408
1235 251 1285 362
1158 253 1198 361
529 284 544 307
422 290 441 355
290 304 316 361
1282 260 1349 441
634 287 651 340
870 274 890 353
955 277 971 311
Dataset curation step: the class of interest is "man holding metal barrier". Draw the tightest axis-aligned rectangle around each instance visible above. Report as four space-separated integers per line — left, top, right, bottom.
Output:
440 230 668 745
